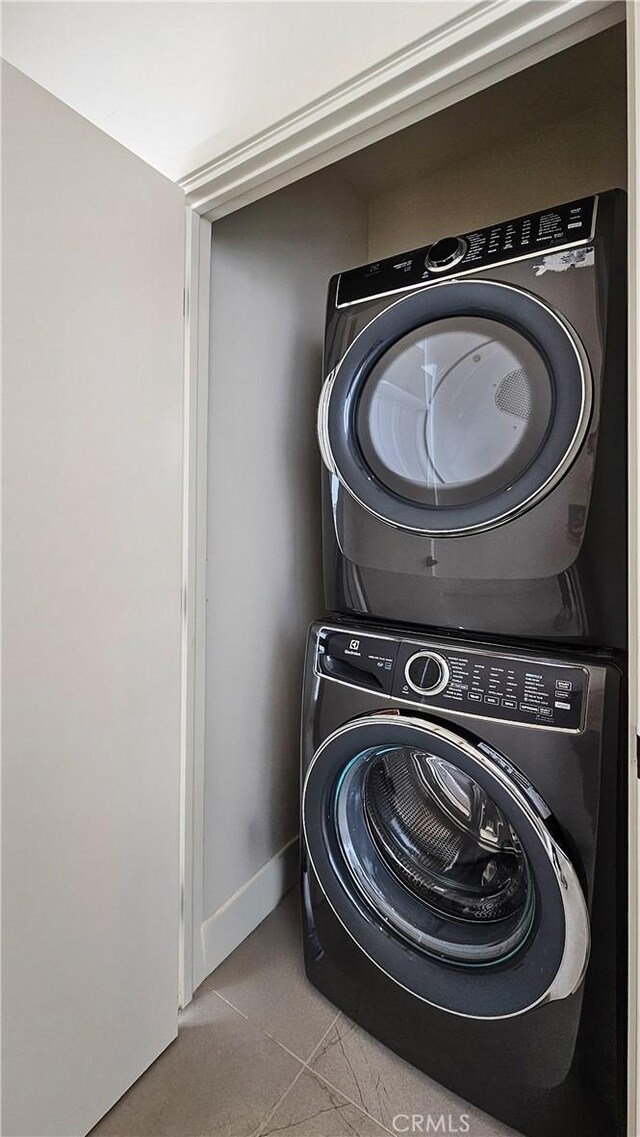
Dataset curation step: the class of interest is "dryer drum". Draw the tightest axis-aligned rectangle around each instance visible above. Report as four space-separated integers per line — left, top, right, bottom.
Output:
494 368 532 421
355 316 551 511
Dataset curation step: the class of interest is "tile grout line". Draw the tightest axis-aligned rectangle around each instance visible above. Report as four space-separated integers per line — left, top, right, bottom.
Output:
208 984 342 1067
208 979 429 1136
205 898 399 1136
268 1010 396 1137
301 1011 343 1067
211 988 396 1135
250 1012 343 1137
302 1058 518 1137
306 1064 396 1136
297 1017 396 1137
194 986 494 1137
210 987 251 1022
252 1059 308 1137
208 990 505 1137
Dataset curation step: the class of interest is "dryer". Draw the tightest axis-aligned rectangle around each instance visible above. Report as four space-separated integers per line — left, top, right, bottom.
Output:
319 191 627 647
301 619 625 1137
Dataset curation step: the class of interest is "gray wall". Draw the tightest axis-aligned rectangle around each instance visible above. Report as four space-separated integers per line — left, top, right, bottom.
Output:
367 97 627 260
362 26 627 259
202 170 366 969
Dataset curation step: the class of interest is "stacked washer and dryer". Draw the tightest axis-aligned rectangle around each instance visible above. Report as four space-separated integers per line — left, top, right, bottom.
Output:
300 191 628 1137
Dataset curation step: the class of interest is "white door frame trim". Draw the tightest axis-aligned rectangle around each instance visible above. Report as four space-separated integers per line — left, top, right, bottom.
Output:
179 208 211 1006
180 0 623 220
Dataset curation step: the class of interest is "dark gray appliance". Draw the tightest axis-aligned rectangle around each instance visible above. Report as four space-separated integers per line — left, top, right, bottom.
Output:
319 191 626 647
301 619 625 1137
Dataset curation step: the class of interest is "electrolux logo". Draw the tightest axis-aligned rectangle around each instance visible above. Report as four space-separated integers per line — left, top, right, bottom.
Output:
392 1115 471 1134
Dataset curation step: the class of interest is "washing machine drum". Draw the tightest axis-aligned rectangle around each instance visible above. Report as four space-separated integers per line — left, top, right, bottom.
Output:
318 280 592 535
302 714 589 1019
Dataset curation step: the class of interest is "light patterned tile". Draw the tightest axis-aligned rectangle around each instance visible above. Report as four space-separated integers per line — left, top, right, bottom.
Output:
257 1069 389 1137
90 990 302 1137
209 887 338 1061
310 1016 521 1137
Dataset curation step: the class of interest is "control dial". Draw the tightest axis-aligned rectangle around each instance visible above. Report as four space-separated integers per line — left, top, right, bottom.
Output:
425 236 467 272
404 651 450 696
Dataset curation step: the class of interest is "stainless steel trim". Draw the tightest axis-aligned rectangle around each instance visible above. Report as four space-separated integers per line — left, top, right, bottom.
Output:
335 196 599 309
302 712 591 1020
319 279 593 538
316 368 337 474
424 237 467 274
313 623 589 735
404 650 450 697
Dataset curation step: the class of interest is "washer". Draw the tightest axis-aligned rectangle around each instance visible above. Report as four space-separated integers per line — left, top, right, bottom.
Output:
319 191 627 647
301 620 625 1137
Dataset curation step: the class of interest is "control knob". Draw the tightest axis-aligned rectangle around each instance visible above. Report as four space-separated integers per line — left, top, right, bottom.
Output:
404 651 450 696
425 236 467 272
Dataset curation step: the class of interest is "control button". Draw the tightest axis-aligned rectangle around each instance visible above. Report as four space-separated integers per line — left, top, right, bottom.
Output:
425 236 467 272
520 703 538 713
555 700 571 710
404 651 450 696
539 707 553 716
501 698 517 709
484 695 500 706
555 679 572 691
467 691 482 702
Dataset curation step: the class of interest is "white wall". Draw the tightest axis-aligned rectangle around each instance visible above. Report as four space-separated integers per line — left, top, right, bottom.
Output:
1 1 476 180
199 170 366 980
2 63 185 1136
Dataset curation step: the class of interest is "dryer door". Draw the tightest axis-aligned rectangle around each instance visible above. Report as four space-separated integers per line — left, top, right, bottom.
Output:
302 713 589 1020
318 280 591 536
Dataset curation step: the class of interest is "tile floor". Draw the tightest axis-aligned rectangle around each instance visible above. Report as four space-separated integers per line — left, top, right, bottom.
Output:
91 888 520 1137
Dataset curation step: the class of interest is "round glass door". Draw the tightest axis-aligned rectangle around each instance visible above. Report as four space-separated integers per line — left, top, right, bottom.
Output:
335 744 535 966
356 317 552 509
320 280 591 535
302 714 590 1018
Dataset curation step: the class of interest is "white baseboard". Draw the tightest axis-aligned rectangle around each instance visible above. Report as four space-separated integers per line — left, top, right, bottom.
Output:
198 836 299 984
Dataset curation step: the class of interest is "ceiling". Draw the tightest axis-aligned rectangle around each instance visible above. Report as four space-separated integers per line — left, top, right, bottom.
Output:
1 1 477 182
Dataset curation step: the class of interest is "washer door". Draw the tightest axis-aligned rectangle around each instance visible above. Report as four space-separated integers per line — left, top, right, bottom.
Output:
302 714 589 1019
318 280 591 535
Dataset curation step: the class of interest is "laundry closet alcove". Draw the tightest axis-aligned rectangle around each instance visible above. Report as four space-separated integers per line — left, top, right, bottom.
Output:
186 17 630 988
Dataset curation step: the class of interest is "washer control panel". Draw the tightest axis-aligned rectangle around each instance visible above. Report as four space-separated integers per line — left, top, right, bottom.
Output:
316 629 587 731
336 195 597 306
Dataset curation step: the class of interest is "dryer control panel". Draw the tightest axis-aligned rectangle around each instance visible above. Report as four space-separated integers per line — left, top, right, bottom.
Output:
336 194 597 306
316 628 587 731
